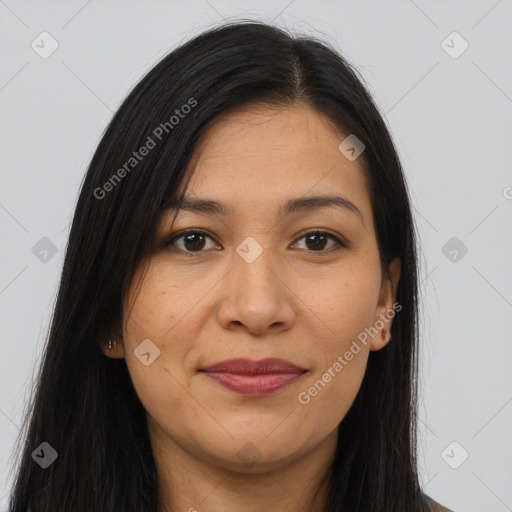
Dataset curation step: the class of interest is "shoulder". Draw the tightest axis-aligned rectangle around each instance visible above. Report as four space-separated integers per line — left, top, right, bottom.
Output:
426 495 454 512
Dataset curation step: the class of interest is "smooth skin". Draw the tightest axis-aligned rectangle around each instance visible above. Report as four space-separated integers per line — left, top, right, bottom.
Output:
104 102 403 512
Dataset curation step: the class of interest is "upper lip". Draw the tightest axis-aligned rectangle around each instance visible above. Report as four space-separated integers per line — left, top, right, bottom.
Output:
200 358 305 375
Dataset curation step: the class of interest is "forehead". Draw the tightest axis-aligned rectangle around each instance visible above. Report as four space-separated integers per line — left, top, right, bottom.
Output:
176 102 372 221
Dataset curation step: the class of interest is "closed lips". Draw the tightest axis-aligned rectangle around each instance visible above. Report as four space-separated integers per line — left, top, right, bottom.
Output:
200 358 306 374
200 358 307 397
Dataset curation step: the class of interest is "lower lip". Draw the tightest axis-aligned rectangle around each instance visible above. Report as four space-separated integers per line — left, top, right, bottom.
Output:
203 371 305 397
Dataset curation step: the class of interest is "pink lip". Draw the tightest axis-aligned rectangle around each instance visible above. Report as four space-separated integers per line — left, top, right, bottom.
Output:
200 358 306 397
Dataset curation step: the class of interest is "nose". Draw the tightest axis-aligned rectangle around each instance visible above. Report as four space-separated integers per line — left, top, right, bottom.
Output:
216 246 296 336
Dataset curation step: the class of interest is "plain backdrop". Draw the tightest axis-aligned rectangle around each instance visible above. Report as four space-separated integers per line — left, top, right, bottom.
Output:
1 1 511 511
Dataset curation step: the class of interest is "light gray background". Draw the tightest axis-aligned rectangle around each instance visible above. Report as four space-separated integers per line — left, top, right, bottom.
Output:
1 1 511 511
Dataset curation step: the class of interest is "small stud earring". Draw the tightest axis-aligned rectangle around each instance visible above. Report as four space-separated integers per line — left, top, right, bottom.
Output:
108 340 117 350
382 329 391 341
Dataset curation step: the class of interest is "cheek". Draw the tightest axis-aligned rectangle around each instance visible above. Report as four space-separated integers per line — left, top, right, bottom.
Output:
120 260 227 410
292 261 378 427
121 264 198 411
299 264 380 347
123 260 208 342
295 338 369 439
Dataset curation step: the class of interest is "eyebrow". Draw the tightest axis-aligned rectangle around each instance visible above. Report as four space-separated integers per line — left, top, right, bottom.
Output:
164 194 364 224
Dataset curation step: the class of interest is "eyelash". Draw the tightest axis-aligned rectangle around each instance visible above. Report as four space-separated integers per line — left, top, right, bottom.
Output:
162 229 348 256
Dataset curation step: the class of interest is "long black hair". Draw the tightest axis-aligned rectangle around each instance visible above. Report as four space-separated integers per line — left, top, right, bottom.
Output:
7 20 432 512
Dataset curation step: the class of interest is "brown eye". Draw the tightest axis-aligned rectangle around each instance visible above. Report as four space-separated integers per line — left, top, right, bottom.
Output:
292 231 346 252
162 229 347 256
163 230 219 254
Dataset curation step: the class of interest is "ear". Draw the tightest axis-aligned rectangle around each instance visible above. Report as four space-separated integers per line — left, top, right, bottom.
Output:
370 256 401 351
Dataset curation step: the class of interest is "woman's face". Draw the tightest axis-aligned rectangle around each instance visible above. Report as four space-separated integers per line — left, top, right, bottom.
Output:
109 102 400 474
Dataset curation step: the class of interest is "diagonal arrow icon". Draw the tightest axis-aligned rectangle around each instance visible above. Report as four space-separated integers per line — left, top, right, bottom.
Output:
338 134 365 161
31 441 58 468
134 339 161 366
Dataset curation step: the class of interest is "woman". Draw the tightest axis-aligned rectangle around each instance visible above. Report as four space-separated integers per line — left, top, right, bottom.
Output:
7 21 453 512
